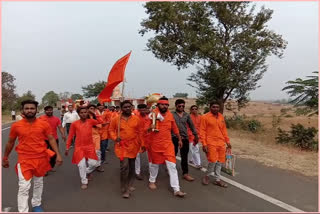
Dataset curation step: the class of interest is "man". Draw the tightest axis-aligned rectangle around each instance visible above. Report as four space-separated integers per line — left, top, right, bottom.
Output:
2 100 63 212
39 106 66 172
171 99 198 181
60 105 66 124
88 104 104 172
65 107 100 190
96 103 112 164
188 105 202 168
200 100 231 188
62 104 80 147
11 109 16 120
135 104 150 180
108 101 145 199
147 96 186 197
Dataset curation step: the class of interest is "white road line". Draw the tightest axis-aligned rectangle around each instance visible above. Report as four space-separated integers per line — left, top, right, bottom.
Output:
2 127 11 131
175 156 304 213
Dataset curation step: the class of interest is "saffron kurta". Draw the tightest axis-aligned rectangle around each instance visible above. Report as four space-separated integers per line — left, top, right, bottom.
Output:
199 112 230 163
9 119 54 180
146 109 180 164
66 119 99 164
96 110 112 141
108 115 144 159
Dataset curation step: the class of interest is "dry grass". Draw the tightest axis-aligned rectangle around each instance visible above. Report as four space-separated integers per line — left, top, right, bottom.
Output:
2 114 12 124
169 98 318 177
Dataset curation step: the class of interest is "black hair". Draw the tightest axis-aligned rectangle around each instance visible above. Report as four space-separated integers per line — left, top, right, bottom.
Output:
87 104 96 109
44 105 53 111
21 100 39 109
209 100 220 107
120 100 133 108
97 103 102 107
175 99 185 106
137 104 147 109
159 96 168 101
76 106 88 114
115 106 120 109
190 105 198 110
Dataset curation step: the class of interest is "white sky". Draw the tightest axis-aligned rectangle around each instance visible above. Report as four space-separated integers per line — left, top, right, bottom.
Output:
1 1 319 101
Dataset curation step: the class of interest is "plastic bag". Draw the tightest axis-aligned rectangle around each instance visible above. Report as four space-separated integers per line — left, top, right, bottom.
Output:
222 148 236 176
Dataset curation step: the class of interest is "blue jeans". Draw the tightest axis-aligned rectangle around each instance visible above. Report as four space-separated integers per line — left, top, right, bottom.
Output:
100 139 109 163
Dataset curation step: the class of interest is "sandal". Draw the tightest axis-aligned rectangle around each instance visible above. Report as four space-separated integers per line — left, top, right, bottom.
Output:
213 180 228 188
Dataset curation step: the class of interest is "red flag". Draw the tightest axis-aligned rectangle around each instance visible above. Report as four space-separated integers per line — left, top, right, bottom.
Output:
98 51 131 103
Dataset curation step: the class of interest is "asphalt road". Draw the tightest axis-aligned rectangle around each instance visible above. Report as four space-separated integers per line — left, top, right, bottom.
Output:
1 110 318 212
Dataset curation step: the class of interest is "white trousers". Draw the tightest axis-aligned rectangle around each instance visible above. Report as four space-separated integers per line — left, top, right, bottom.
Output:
149 160 180 192
135 153 141 175
96 150 101 167
17 163 43 213
78 158 98 184
188 142 201 166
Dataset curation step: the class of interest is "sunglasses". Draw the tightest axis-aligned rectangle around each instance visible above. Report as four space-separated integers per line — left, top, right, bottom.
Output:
177 105 185 108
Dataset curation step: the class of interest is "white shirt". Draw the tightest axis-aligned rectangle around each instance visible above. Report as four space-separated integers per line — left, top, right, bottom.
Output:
62 110 80 127
11 110 16 116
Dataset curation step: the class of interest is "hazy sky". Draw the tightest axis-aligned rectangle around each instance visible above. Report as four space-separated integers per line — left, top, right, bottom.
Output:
2 1 318 102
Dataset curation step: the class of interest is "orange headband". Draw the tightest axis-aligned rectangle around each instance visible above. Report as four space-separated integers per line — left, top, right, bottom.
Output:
157 100 169 105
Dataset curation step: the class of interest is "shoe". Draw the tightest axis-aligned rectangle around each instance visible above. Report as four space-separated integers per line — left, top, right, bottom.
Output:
87 173 93 181
174 191 187 198
135 174 143 180
32 206 44 212
202 176 210 185
183 174 195 182
81 184 88 190
96 166 104 172
122 191 130 198
149 182 157 190
128 186 136 192
195 165 202 169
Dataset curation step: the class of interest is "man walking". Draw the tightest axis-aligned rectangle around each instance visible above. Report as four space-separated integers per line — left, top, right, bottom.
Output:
188 105 202 168
2 100 63 212
62 104 79 147
108 101 145 198
147 96 186 197
172 99 198 181
200 101 231 188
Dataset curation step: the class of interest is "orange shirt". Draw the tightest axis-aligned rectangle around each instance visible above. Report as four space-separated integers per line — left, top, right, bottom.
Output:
147 109 179 153
188 114 201 142
39 115 61 140
138 114 151 150
97 110 112 140
9 118 53 161
108 114 144 159
199 112 230 147
66 119 99 164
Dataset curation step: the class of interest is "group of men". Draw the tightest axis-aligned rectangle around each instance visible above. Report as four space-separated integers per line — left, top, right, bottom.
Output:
2 96 231 212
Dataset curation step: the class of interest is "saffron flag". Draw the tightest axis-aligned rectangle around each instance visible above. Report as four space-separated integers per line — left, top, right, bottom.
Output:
98 51 131 103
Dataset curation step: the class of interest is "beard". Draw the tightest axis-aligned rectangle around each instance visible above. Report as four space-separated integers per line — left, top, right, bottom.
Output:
23 112 36 119
159 108 167 114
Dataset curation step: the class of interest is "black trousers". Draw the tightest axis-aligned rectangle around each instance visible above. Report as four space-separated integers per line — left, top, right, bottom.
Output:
66 123 75 146
172 137 189 175
120 158 136 193
45 139 59 168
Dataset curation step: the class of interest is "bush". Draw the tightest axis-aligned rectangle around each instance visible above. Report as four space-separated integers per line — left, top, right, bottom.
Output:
280 107 291 115
225 115 262 133
276 124 318 151
272 114 281 128
284 114 293 118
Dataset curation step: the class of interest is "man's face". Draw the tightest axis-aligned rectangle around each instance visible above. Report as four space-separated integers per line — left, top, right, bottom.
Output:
210 104 220 114
98 106 104 112
121 103 132 115
45 108 53 117
176 103 185 113
158 103 169 113
68 105 73 112
190 106 198 115
22 104 37 119
88 106 96 114
79 109 88 119
115 107 120 112
109 106 115 112
138 108 148 116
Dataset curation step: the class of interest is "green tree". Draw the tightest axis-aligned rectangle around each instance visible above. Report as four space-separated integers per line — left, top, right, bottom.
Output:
173 93 188 98
82 81 106 98
282 71 318 115
58 92 72 101
2 71 17 111
15 90 36 110
42 91 59 107
71 93 83 101
140 2 287 113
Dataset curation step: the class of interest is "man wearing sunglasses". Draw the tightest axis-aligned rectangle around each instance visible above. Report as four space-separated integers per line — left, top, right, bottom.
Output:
172 99 199 182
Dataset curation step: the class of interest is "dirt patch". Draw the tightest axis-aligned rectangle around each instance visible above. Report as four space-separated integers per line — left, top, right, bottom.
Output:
2 114 13 124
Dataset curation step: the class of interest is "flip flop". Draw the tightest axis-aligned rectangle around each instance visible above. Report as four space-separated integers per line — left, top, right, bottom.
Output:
213 180 228 188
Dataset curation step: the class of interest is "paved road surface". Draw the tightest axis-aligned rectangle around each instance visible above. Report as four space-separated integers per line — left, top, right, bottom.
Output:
1 111 318 212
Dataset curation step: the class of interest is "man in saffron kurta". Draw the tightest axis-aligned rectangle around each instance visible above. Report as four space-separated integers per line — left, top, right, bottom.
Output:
108 100 145 199
187 105 202 168
2 100 62 212
65 107 100 190
146 96 186 197
200 100 231 188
